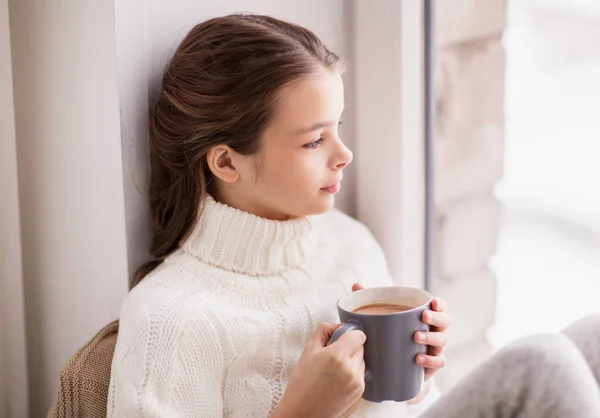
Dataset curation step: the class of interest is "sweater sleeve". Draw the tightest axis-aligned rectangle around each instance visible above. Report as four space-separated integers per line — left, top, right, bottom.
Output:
107 299 225 417
406 381 440 417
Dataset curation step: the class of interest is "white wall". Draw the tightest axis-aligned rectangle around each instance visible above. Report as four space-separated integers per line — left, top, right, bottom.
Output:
354 0 425 288
8 1 129 415
1 0 28 415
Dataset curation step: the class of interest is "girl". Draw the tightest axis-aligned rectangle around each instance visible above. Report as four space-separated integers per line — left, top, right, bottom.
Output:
108 13 448 417
108 13 600 418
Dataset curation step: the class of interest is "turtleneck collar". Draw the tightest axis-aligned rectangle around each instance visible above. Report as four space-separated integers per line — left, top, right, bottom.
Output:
181 195 317 276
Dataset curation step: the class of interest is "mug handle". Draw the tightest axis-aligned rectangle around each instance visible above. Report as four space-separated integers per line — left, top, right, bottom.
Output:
328 321 363 345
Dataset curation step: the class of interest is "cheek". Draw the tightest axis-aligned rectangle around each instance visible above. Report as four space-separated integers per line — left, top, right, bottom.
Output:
288 154 323 184
263 153 323 191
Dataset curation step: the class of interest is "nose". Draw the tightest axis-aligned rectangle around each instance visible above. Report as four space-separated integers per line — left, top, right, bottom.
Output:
334 141 353 170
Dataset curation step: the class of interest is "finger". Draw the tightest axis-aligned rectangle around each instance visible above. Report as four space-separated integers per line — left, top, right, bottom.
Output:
358 356 366 379
351 345 365 362
355 354 366 381
414 331 447 349
416 354 446 370
424 369 437 382
351 352 366 385
310 322 342 348
428 344 445 357
352 283 365 292
422 310 451 330
431 297 447 312
328 329 367 357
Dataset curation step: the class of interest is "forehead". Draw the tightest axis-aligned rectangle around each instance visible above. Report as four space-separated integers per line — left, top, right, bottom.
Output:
271 70 345 129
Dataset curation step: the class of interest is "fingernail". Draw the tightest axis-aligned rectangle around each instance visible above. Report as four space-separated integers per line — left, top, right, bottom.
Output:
417 333 426 342
417 355 426 365
424 311 431 320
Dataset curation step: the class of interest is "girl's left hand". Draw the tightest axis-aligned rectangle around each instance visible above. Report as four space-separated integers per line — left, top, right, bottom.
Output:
351 284 451 382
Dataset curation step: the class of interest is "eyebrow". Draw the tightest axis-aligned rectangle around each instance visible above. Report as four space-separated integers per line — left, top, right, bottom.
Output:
294 111 345 135
295 121 335 135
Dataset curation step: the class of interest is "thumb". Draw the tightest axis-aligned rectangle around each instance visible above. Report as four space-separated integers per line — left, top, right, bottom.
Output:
310 322 341 348
352 283 365 292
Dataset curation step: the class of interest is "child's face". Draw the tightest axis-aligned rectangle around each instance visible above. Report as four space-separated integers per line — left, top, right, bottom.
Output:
235 68 352 220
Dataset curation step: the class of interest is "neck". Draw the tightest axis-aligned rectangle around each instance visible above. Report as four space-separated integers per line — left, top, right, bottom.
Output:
212 186 295 221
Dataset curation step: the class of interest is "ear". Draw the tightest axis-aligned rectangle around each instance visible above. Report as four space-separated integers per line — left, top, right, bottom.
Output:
206 145 241 183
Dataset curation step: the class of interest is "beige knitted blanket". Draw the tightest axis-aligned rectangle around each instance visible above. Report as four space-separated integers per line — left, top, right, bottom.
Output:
47 320 119 418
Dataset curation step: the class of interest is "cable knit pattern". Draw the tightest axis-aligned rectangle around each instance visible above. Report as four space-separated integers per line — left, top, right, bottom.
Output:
107 197 434 417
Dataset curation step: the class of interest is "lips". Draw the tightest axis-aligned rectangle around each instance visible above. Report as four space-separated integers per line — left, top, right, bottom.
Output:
321 177 343 194
321 183 341 194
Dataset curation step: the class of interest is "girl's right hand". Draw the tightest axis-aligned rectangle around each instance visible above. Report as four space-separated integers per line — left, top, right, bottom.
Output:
272 322 366 418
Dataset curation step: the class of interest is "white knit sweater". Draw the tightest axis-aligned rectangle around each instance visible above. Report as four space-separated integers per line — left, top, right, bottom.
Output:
107 197 435 417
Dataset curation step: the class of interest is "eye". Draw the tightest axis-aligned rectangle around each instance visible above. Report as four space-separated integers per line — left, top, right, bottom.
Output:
303 137 324 149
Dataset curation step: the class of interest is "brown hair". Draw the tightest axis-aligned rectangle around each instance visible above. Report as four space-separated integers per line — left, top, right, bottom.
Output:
132 13 344 287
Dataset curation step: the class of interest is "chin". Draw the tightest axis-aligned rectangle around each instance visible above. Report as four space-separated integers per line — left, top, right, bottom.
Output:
304 196 335 216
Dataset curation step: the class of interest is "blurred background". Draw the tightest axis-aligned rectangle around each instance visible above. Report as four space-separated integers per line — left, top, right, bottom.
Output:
1 0 599 416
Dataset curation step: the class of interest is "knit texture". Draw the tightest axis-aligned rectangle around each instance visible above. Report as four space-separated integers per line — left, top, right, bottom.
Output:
107 197 432 417
48 320 119 418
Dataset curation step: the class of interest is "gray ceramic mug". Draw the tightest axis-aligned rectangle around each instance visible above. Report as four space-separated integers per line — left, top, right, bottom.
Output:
328 286 433 403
